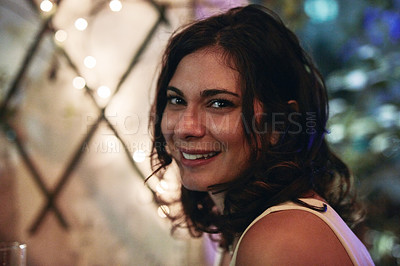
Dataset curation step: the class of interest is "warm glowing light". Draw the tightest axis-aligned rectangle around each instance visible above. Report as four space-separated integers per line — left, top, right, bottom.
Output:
109 0 122 12
133 150 146 162
97 86 111 99
54 30 67 42
157 205 170 218
160 180 169 190
75 18 88 31
156 183 165 194
72 76 86 89
84 56 96 69
40 0 53 12
156 180 169 194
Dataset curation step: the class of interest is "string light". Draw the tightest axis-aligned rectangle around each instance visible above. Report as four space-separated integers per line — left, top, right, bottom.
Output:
83 56 96 69
109 0 122 12
157 205 170 218
133 150 146 162
75 18 88 31
72 76 86 89
160 180 169 190
40 0 53 12
97 86 111 99
155 180 169 194
54 30 67 43
156 184 165 194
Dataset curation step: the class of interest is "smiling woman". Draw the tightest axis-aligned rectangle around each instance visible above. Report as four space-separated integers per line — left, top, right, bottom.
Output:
161 48 250 192
149 4 374 266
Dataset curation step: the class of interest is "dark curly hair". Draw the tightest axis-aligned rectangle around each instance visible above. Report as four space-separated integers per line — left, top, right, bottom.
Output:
149 4 364 249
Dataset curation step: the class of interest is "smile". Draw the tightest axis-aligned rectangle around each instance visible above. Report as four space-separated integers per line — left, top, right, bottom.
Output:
181 151 219 160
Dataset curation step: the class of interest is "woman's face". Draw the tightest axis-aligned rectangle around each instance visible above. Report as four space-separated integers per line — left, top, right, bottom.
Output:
161 48 251 191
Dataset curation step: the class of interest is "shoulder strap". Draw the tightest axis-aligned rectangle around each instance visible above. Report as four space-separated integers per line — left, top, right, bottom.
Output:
229 200 310 265
229 198 373 266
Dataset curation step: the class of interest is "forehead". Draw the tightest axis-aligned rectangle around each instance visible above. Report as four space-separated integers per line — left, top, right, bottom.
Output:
168 48 241 95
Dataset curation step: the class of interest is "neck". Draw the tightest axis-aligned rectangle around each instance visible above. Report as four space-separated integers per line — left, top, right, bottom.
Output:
208 191 226 213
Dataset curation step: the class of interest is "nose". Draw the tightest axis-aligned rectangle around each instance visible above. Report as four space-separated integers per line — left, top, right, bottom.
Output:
174 109 205 139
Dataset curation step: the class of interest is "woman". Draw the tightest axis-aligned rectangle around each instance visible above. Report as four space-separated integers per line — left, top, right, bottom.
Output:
149 4 374 265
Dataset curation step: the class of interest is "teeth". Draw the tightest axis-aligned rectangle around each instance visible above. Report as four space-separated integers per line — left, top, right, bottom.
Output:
182 151 217 160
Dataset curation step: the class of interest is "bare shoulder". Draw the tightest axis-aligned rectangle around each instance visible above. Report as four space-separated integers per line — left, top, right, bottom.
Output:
235 209 353 266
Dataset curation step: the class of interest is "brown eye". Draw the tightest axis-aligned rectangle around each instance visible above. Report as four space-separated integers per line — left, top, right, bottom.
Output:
209 99 234 109
167 95 185 105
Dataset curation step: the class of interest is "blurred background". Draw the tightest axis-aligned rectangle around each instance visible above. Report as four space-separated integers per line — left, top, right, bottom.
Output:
0 0 399 265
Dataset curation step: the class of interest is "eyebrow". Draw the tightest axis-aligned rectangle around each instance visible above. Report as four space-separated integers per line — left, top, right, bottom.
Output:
166 86 240 98
166 86 184 96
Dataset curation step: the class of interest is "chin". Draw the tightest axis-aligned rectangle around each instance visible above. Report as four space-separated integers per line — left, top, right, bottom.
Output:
181 183 209 192
181 177 211 192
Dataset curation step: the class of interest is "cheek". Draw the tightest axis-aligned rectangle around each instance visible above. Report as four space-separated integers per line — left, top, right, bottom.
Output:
161 111 174 141
228 130 249 152
212 123 248 151
207 113 243 136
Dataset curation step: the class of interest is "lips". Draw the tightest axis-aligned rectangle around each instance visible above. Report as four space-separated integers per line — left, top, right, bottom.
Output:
178 148 221 167
182 151 218 160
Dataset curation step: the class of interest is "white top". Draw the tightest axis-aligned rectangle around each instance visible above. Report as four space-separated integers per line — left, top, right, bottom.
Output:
227 198 374 266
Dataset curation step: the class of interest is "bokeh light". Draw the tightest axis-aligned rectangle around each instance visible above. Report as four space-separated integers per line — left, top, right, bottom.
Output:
84 56 96 69
304 0 339 23
97 86 111 99
74 18 88 31
72 76 86 89
157 205 170 218
327 123 345 143
40 0 53 12
344 69 368 91
109 0 123 12
133 150 146 162
54 30 67 43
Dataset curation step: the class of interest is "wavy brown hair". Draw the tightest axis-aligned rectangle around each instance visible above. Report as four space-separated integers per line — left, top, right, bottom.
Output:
149 4 364 249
